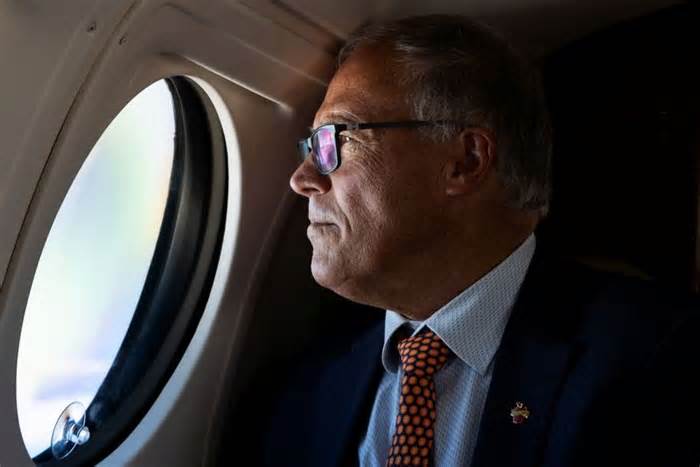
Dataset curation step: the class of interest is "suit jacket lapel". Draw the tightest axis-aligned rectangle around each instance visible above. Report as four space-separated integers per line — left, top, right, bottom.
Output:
312 321 384 467
471 251 584 467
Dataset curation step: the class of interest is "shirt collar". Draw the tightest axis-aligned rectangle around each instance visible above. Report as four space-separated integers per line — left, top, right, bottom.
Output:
381 234 536 376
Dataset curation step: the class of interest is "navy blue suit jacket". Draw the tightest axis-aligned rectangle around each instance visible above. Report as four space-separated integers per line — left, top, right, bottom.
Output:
261 252 700 467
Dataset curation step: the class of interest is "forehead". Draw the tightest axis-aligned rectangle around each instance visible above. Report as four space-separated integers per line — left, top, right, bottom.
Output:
314 45 411 126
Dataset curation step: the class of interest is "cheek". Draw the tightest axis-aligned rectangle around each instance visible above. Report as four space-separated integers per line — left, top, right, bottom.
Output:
344 179 411 255
328 181 390 262
335 144 439 243
340 181 387 236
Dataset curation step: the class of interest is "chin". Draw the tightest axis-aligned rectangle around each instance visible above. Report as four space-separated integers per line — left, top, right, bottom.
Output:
310 257 376 307
310 256 344 289
310 254 352 294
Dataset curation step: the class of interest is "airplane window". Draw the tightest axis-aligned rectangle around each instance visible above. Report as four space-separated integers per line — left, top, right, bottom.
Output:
15 77 228 464
16 80 174 458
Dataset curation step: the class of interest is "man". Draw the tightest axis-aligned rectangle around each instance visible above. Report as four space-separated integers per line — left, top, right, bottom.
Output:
263 15 700 467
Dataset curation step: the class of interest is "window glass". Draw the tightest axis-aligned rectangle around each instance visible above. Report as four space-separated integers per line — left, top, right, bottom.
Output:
16 80 175 458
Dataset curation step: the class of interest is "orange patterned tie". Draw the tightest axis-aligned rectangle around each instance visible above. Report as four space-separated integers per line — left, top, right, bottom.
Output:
386 329 452 466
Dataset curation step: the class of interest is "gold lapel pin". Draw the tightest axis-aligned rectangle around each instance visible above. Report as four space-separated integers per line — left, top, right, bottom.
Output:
510 401 530 425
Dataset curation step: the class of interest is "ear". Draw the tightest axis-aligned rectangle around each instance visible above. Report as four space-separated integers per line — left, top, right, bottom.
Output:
444 128 497 197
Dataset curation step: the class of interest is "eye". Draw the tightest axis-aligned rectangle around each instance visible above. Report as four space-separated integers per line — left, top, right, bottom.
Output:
338 132 364 156
339 134 362 150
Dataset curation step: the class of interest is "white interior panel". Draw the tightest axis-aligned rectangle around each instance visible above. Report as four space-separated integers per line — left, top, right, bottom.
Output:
0 1 135 290
277 0 394 37
0 1 324 465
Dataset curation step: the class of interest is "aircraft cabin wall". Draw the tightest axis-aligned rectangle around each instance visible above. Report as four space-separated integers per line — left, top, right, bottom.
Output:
0 1 332 465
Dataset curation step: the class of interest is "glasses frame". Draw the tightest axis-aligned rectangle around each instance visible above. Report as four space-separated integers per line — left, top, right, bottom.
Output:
297 120 458 175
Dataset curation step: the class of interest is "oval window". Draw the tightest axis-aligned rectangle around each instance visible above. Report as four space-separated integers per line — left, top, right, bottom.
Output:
16 77 227 464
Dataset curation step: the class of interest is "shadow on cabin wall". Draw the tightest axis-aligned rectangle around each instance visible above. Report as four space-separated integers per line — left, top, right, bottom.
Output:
538 1 700 293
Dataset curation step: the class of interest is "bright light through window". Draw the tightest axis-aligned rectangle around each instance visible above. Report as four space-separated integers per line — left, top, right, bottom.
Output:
16 80 175 458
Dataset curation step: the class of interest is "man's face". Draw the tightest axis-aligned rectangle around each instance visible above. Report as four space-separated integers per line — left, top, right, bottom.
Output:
290 46 450 302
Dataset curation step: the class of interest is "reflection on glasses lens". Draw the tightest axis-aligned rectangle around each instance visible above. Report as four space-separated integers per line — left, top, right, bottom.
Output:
312 127 337 174
297 140 310 161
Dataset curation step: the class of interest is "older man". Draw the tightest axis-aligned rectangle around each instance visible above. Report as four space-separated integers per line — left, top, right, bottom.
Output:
263 15 699 467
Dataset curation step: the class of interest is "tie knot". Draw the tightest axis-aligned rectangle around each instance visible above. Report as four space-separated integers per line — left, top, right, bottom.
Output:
397 329 452 376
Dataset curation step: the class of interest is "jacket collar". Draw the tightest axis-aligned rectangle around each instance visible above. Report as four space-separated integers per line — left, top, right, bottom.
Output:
471 249 585 467
313 320 385 467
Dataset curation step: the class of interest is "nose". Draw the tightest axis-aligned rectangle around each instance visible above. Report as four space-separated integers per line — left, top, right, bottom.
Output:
290 157 331 198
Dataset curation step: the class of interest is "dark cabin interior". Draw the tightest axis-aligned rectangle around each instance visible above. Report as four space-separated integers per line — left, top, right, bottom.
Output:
540 2 700 293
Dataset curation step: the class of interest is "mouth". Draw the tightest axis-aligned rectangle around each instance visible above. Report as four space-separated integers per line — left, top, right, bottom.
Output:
307 222 338 237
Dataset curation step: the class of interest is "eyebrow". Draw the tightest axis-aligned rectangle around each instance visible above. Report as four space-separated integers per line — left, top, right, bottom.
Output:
311 109 364 130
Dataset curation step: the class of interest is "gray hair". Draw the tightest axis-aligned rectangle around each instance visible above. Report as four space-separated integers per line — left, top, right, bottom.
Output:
338 15 552 215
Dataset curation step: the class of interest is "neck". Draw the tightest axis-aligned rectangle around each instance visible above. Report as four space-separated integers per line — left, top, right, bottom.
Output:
369 222 535 321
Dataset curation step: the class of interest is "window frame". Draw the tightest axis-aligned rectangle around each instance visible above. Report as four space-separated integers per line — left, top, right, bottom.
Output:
32 76 228 466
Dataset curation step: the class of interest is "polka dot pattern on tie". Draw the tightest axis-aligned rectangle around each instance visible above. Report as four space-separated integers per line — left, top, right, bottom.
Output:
387 329 452 466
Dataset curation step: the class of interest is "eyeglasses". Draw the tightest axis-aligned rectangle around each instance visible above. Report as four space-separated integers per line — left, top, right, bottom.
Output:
297 121 456 175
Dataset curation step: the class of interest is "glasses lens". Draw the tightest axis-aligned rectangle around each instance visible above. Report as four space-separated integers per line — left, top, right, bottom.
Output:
297 139 310 162
311 126 337 174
